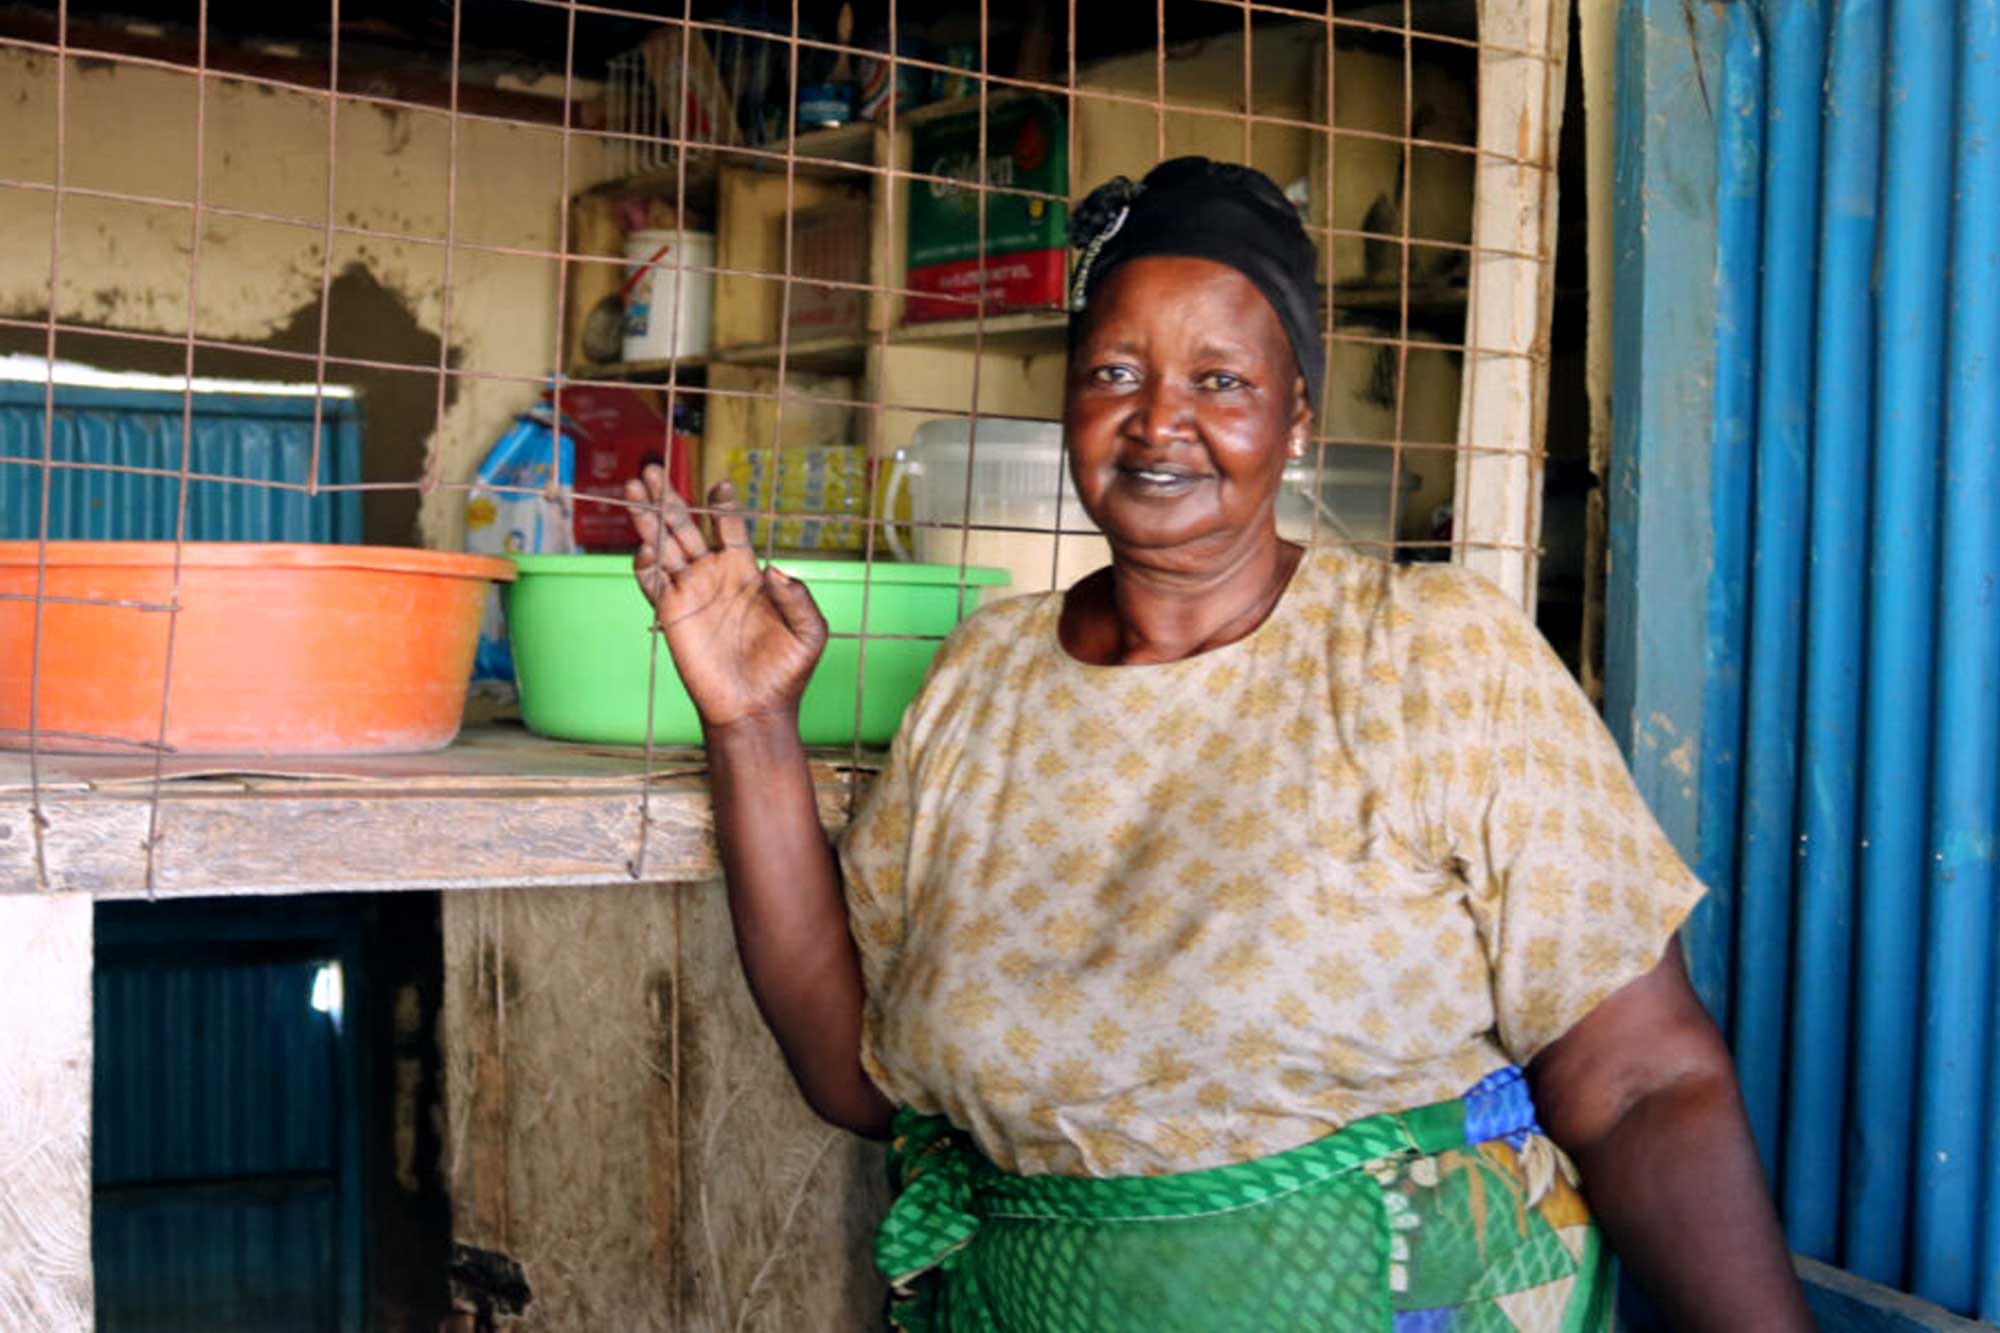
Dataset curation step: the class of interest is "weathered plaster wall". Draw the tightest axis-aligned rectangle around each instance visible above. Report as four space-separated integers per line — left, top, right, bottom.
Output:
442 881 888 1331
0 50 613 548
0 894 92 1332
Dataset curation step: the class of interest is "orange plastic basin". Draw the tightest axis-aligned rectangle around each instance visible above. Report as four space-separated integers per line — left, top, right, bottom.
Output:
0 542 516 756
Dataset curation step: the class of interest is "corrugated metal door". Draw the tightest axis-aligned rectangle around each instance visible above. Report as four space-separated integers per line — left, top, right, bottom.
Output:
1695 0 1999 1317
0 380 363 543
94 909 367 1332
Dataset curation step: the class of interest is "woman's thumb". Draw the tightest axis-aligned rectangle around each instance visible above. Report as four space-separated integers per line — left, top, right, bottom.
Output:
764 567 826 643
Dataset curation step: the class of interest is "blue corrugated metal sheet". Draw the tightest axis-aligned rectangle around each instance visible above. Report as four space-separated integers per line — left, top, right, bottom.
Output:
0 380 363 543
93 901 368 1333
1703 1 2000 1316
93 957 341 1333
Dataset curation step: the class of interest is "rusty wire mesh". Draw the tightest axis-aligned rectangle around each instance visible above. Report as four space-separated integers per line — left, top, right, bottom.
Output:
0 0 1567 894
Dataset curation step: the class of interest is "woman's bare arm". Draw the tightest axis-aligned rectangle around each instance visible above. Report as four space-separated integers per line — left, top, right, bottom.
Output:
705 711 893 1137
1529 941 1812 1331
629 468 893 1138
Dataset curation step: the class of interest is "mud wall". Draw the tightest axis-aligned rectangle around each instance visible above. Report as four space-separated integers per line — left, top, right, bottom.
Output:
0 49 613 547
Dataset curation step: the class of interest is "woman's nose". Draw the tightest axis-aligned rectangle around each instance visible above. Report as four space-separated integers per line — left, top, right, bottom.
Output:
1132 378 1196 447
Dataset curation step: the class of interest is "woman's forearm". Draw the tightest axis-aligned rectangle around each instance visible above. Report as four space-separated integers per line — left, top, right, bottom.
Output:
705 711 894 1138
1562 1071 1810 1331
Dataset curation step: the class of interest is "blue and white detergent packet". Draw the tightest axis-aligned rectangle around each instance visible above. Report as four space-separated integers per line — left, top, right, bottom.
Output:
464 408 575 690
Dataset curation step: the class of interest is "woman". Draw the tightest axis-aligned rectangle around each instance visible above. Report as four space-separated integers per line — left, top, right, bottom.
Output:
625 158 1810 1331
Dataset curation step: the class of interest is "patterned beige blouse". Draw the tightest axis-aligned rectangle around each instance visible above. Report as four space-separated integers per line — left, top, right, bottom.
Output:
838 547 1704 1178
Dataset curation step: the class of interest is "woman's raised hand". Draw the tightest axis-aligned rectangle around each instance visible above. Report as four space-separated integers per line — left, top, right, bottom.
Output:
626 465 828 732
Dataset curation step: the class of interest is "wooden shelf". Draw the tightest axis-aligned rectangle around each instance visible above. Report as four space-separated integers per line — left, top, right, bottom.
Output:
890 310 1070 352
567 356 710 383
704 312 1070 385
1328 282 1470 326
898 90 1042 128
0 726 872 897
578 156 722 214
712 333 870 375
756 120 878 172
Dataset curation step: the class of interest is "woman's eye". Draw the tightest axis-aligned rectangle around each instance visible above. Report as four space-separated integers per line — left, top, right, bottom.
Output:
1089 365 1138 386
1197 371 1245 391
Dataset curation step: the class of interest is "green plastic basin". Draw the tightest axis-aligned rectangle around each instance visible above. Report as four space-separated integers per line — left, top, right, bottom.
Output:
504 555 1010 746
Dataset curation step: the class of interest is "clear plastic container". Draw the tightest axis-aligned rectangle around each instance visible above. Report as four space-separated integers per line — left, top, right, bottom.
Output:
1278 447 1406 549
884 419 1407 591
883 419 1106 593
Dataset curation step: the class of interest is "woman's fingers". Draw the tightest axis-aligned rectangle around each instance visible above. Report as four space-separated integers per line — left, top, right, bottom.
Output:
707 479 752 551
625 476 664 549
637 472 707 564
634 533 685 610
641 531 687 573
628 472 688 608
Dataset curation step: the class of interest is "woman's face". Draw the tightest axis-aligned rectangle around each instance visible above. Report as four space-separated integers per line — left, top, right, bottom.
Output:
1066 256 1310 567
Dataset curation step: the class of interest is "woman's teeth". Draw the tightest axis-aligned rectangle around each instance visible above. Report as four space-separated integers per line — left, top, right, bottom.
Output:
1131 469 1189 484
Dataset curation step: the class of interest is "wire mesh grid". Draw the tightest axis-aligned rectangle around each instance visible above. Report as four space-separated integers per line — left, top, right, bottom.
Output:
0 0 1568 895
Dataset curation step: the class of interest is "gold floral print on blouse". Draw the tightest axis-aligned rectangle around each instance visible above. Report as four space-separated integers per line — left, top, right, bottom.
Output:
839 548 1704 1178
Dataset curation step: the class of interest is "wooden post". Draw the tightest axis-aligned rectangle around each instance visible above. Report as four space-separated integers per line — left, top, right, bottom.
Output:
1453 0 1570 609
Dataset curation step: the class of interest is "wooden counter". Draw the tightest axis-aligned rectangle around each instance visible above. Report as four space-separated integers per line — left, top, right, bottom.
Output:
0 726 870 897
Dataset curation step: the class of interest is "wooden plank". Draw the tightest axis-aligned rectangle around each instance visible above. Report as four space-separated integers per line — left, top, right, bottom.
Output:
437 881 887 1329
1797 1257 1989 1333
563 192 630 376
7 785 857 897
440 884 683 1327
674 881 888 1328
711 335 869 376
712 165 865 352
0 726 713 794
0 894 92 1331
569 355 710 382
887 311 1068 351
1 741 869 897
870 340 1067 462
1451 0 1568 608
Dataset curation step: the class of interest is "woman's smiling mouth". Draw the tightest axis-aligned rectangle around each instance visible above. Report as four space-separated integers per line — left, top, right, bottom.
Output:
1118 464 1207 493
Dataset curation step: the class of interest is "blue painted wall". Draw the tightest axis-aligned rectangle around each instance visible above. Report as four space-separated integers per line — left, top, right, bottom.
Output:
1612 0 2000 1318
1604 0 1727 1014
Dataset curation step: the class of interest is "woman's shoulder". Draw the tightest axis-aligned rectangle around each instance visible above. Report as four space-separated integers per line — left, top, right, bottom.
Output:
1386 558 1526 622
941 585 1059 646
915 587 1063 683
1297 547 1528 625
1289 549 1542 683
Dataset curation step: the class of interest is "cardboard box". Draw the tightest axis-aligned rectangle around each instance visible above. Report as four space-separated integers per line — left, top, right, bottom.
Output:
557 384 695 551
905 96 1068 322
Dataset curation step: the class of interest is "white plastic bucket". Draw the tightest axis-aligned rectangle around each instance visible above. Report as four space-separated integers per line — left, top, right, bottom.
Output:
622 229 715 362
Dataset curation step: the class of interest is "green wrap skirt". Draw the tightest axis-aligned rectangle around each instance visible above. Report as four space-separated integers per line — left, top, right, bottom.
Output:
877 1066 1612 1332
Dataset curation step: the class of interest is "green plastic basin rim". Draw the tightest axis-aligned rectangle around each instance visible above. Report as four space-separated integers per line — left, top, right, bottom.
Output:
508 554 1011 585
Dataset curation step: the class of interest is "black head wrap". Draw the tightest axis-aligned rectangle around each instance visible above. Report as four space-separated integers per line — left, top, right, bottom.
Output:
1067 156 1324 412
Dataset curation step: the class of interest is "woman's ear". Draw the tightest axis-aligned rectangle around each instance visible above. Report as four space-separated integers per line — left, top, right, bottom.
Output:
1287 375 1312 459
